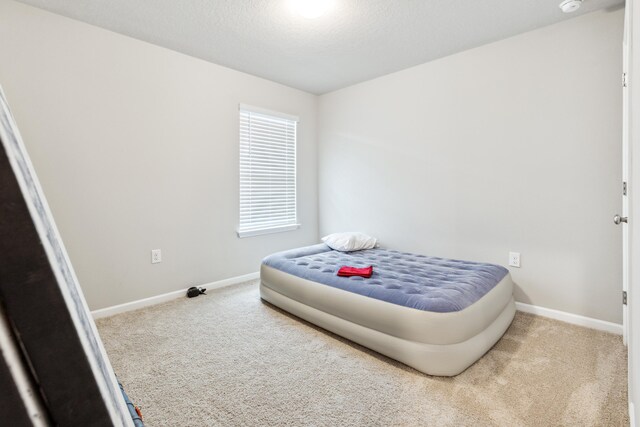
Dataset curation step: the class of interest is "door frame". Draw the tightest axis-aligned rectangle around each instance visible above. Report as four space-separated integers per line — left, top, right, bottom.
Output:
628 0 639 422
624 1 631 347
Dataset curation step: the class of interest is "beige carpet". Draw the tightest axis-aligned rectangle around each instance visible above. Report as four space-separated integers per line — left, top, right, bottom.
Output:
96 281 629 426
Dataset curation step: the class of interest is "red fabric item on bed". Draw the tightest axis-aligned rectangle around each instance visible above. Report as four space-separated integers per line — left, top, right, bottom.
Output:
337 265 373 278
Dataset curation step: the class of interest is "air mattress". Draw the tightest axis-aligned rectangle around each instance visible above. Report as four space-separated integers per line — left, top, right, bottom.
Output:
260 244 515 376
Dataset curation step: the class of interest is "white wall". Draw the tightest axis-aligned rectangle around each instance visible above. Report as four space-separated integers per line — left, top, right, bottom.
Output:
0 1 625 324
0 1 318 310
318 9 624 323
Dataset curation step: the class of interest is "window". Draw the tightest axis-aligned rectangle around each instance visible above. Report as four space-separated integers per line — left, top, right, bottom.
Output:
238 104 299 238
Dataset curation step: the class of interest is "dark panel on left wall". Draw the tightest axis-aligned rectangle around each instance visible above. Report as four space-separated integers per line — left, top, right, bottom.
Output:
0 86 130 426
0 126 114 426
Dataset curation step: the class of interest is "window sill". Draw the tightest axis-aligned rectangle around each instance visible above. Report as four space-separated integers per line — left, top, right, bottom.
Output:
237 224 300 238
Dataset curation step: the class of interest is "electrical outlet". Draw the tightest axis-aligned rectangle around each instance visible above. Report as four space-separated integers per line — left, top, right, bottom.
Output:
151 249 162 264
509 252 521 268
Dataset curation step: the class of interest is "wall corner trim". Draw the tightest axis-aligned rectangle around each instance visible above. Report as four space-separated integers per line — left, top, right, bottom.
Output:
629 401 635 427
515 301 623 335
90 272 260 320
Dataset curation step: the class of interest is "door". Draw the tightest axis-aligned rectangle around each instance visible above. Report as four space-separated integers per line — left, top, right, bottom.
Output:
622 1 631 346
623 1 639 421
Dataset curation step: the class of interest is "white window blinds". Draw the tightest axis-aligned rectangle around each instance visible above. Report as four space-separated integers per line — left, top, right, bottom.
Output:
238 105 299 238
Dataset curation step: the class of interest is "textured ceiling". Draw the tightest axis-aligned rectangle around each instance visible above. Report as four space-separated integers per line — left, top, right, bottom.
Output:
16 0 624 94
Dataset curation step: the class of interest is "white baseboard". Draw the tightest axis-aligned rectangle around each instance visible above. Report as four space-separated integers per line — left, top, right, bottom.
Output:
91 272 260 320
515 302 622 335
91 276 623 335
630 401 636 427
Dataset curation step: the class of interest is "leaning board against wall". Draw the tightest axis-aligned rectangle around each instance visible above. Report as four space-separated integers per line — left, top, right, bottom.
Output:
0 86 133 426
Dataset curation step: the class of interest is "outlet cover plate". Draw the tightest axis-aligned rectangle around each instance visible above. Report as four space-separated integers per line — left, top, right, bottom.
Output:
151 249 162 264
508 252 520 268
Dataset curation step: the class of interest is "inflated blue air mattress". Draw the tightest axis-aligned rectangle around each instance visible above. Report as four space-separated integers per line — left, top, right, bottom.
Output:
262 244 508 313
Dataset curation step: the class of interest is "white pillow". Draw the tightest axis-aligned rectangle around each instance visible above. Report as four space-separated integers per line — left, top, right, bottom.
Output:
322 232 377 252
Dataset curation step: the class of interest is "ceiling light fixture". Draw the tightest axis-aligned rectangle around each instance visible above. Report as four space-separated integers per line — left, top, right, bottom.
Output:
559 0 583 13
291 0 333 19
